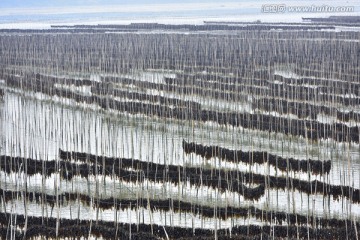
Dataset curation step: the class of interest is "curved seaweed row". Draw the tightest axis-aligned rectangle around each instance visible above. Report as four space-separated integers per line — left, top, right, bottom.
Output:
175 69 360 90
273 75 360 97
293 66 360 85
0 155 264 201
0 212 358 240
1 187 359 228
182 140 331 175
160 71 360 106
91 85 201 109
96 77 249 102
34 72 93 86
193 111 359 143
4 73 360 143
6 72 201 110
100 73 360 107
32 72 201 110
167 72 360 102
0 221 158 240
59 150 360 203
252 97 360 122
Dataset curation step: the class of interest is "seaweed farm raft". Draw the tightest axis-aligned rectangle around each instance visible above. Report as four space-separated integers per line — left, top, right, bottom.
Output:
0 22 359 239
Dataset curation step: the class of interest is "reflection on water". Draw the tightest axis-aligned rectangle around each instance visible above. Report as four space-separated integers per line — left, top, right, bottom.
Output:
1 90 360 228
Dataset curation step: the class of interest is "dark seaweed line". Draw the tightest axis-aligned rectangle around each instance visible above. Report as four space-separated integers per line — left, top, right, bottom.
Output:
0 213 358 240
175 71 360 95
0 221 159 240
35 72 93 86
31 72 94 86
92 81 360 143
32 72 201 110
167 73 360 103
104 70 360 107
5 74 360 143
85 76 238 103
93 73 360 114
10 81 360 144
273 75 360 97
293 66 360 85
252 97 360 123
182 140 331 175
0 155 264 201
101 75 284 104
91 85 202 110
165 76 360 122
113 73 360 106
6 72 201 110
264 82 360 106
59 150 360 203
1 188 358 228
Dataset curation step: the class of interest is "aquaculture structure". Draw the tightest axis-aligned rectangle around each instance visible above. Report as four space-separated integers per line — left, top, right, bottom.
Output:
0 22 359 239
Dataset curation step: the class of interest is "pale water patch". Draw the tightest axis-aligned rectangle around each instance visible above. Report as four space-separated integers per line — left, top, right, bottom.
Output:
1 91 360 189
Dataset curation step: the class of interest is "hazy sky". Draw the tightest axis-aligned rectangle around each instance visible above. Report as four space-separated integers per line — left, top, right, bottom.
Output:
1 0 230 8
1 0 356 8
0 1 259 16
0 0 358 27
2 0 358 12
